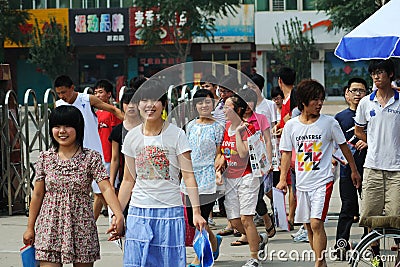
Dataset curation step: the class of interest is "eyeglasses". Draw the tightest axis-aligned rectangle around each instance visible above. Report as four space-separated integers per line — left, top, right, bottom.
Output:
348 88 367 95
218 88 233 95
272 96 282 101
370 70 386 77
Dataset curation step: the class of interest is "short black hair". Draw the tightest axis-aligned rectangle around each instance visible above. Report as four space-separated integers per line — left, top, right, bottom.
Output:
121 88 136 104
368 59 395 81
278 67 296 85
192 89 215 107
132 78 168 107
94 79 113 93
347 77 368 91
228 94 248 119
129 77 147 90
238 88 257 108
49 106 84 151
271 86 284 99
296 79 325 112
248 73 265 91
200 74 217 86
54 75 73 88
342 85 349 96
218 75 241 93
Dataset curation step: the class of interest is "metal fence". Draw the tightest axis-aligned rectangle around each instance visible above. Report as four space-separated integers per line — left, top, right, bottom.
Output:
0 85 197 216
0 88 56 215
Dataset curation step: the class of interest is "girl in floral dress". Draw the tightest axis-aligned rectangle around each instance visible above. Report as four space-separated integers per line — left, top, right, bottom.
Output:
181 89 225 266
117 78 206 267
23 105 124 266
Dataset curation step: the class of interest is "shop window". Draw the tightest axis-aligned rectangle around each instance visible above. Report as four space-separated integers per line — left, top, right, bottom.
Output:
59 0 70 8
99 0 107 8
47 0 56 8
71 1 82 8
123 0 133 7
286 0 297 10
303 0 316 10
241 0 254 4
272 0 284 11
110 0 121 7
88 0 97 8
256 0 269 11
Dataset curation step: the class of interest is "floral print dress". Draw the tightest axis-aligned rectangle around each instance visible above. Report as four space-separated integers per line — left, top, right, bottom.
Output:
34 148 108 264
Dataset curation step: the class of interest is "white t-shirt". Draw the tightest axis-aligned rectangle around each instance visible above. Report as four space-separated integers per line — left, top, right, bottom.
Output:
279 115 346 191
56 93 103 155
256 99 277 127
355 90 400 171
122 123 191 208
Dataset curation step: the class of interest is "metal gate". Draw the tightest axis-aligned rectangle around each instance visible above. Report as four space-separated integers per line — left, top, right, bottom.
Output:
0 88 56 215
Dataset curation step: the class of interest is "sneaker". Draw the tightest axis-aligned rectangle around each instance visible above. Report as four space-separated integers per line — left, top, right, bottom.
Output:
291 225 305 238
208 218 216 226
253 214 264 227
242 258 260 267
293 229 309 242
258 232 268 251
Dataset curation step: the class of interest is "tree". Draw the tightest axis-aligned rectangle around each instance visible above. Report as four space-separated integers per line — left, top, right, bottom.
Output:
272 18 316 82
134 0 240 62
0 0 30 63
314 0 390 32
29 17 73 81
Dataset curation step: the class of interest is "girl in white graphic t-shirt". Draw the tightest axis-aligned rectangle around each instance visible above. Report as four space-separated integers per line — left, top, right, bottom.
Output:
115 78 206 267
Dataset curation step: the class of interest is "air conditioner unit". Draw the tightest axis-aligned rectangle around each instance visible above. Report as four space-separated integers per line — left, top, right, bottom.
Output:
311 50 325 61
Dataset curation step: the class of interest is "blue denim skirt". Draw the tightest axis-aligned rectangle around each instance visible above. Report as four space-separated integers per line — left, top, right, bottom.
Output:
124 206 186 267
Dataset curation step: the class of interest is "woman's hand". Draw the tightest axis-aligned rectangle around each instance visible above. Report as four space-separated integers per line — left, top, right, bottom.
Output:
235 121 248 134
23 228 35 245
192 213 207 232
107 213 125 241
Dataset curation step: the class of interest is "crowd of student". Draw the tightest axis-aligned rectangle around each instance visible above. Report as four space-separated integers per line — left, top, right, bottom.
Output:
22 58 400 267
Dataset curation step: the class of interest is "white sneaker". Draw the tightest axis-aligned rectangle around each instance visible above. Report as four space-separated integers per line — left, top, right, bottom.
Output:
242 258 261 267
208 218 216 226
258 232 268 251
291 225 305 238
293 229 309 242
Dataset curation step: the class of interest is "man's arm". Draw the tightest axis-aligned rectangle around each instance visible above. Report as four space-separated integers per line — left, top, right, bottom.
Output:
354 125 367 142
89 95 124 120
338 143 361 188
276 150 291 193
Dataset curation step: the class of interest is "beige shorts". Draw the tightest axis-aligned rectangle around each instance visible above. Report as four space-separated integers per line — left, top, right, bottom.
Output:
360 168 400 226
224 173 260 220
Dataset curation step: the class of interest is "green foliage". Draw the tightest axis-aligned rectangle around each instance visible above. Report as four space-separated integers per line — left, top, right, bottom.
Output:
272 18 316 82
134 0 240 62
0 0 30 62
28 17 73 81
314 0 390 32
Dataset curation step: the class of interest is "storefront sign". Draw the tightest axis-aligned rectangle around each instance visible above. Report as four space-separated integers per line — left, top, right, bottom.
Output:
129 7 188 45
4 8 69 48
139 57 181 65
69 8 129 46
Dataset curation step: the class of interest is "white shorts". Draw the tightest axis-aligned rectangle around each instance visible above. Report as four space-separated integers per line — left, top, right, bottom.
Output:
91 162 110 194
224 173 260 220
295 181 333 223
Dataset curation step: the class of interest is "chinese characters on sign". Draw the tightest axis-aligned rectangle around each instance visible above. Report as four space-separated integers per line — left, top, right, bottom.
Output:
69 8 129 46
139 57 181 65
129 7 188 45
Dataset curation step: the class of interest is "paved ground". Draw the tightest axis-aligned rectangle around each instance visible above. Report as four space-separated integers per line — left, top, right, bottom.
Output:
1 100 360 267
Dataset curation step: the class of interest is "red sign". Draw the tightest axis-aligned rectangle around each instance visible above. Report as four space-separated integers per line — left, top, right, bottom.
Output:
139 57 181 65
129 7 188 45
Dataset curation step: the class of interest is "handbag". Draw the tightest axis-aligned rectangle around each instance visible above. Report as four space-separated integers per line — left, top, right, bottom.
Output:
20 244 39 267
247 130 271 177
182 195 196 247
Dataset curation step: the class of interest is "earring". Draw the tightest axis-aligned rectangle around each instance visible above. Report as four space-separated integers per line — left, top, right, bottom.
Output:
161 109 167 120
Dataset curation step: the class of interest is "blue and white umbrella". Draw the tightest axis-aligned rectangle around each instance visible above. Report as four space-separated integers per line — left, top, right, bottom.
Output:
335 0 400 61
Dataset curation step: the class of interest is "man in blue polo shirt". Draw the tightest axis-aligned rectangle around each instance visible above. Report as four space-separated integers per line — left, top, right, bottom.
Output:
354 59 400 250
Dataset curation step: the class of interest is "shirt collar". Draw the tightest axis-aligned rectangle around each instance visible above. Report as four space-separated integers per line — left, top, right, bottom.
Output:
370 89 399 101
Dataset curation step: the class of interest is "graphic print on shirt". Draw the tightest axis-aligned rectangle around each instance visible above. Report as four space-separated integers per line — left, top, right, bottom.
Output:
296 135 322 171
136 145 170 180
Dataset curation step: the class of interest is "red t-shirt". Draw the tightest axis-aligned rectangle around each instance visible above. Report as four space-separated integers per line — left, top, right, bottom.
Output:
279 96 291 129
221 122 255 179
96 110 121 162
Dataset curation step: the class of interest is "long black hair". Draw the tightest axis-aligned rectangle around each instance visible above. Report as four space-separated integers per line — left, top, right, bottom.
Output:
49 105 84 151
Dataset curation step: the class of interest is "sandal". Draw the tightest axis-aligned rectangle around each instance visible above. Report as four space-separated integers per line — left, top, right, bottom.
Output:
230 239 249 246
233 229 242 237
217 227 234 236
266 213 276 238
